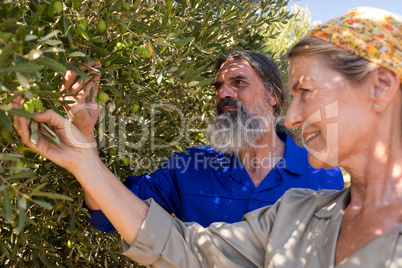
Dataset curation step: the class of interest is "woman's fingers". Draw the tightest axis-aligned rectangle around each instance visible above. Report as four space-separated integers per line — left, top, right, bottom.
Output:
14 110 64 147
64 77 99 107
13 115 29 145
61 69 79 92
61 61 101 95
12 95 23 108
34 110 68 127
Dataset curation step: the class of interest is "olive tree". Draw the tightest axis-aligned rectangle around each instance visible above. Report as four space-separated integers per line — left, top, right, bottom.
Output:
0 0 293 266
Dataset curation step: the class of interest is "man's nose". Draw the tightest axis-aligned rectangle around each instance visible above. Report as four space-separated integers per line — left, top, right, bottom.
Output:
217 84 236 100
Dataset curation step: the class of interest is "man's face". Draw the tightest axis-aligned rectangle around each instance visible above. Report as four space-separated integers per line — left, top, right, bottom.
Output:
214 58 276 114
206 58 276 154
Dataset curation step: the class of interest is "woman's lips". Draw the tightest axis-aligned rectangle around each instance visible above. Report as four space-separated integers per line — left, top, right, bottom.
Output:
303 131 321 144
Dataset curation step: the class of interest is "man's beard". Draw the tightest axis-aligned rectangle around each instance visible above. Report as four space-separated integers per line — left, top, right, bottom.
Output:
206 97 272 155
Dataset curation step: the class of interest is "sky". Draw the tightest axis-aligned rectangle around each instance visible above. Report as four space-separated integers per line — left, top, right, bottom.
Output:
289 0 402 24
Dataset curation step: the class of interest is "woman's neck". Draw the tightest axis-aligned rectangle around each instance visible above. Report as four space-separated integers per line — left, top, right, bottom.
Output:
345 114 402 209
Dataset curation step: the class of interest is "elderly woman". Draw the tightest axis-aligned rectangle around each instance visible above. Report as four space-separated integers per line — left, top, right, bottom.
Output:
14 7 402 267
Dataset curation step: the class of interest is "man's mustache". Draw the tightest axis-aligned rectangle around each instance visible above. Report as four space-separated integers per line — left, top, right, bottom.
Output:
216 98 244 115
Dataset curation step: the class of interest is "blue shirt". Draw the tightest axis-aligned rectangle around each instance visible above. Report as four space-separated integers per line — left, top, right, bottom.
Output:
86 133 344 230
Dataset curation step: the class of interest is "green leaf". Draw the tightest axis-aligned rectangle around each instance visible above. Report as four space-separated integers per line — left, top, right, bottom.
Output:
89 45 109 57
0 110 13 131
8 108 36 118
227 0 245 11
76 25 90 40
34 57 67 73
3 189 12 222
8 170 36 179
110 0 124 12
42 47 66 53
70 64 89 79
0 64 44 73
169 37 195 44
18 196 27 210
112 57 130 64
68 51 86 58
188 81 199 87
89 84 94 102
192 77 214 87
0 43 14 67
38 82 53 91
20 158 39 169
0 19 17 31
16 205 26 233
44 40 63 46
32 199 53 210
0 153 23 161
31 182 48 194
102 85 122 98
39 30 60 42
40 132 63 150
31 192 73 201
25 34 38 41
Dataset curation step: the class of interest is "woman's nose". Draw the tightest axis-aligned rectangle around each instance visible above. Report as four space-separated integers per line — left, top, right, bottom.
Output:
284 100 303 129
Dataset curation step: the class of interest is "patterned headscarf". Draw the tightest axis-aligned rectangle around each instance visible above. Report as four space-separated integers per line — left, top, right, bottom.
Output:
309 7 402 80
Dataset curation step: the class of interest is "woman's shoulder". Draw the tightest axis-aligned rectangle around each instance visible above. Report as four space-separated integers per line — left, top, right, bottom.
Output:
244 187 349 223
280 187 348 207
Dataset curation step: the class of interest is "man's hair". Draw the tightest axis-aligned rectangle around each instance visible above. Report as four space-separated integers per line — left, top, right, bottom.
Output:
215 50 286 117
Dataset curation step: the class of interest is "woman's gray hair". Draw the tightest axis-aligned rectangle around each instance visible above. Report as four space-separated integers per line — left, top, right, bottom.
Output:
287 37 379 84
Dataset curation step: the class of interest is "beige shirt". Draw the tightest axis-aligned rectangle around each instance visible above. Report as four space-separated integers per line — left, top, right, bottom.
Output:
123 188 402 267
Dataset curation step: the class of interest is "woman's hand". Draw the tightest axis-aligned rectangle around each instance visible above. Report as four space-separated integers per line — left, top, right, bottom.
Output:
13 96 97 172
60 61 101 142
14 95 149 246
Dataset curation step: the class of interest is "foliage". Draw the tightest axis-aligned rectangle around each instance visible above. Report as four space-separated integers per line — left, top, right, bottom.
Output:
0 0 293 266
265 4 313 58
260 3 313 143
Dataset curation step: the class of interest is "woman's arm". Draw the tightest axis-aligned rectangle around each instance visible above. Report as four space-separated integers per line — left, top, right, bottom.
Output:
14 106 148 245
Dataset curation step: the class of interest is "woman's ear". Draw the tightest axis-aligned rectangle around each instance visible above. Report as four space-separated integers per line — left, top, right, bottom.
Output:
370 67 400 112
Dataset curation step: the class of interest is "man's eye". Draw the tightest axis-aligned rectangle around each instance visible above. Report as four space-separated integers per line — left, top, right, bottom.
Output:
234 80 245 86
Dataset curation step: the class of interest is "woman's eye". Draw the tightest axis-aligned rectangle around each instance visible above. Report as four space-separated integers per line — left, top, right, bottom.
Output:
300 88 311 95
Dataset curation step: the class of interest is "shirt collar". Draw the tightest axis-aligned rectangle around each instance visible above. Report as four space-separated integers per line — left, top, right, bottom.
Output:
278 132 304 175
314 187 350 219
225 132 304 189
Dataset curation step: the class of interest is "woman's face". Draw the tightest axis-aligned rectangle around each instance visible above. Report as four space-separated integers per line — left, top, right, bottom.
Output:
285 55 374 169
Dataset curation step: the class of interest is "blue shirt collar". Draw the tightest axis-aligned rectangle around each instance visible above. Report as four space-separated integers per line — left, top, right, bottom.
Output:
278 132 304 175
227 132 304 189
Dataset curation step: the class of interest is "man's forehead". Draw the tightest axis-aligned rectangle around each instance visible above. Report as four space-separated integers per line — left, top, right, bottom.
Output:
217 59 253 78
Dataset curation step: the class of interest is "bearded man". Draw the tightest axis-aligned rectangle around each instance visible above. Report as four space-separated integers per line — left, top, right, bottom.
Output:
64 50 343 229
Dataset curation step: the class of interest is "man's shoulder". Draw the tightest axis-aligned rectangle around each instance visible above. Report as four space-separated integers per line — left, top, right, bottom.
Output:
175 145 227 159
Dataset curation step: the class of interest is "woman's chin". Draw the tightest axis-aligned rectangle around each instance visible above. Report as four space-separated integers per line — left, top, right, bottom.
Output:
307 154 337 169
